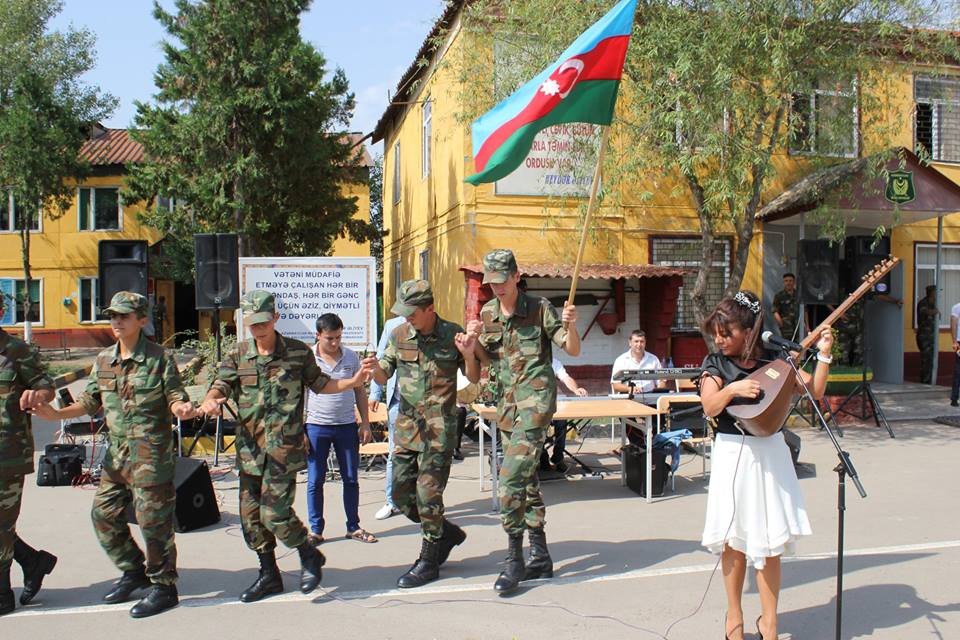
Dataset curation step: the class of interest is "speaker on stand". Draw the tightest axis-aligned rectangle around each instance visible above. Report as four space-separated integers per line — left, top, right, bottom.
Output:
98 240 148 308
192 233 240 465
844 235 892 295
798 239 840 305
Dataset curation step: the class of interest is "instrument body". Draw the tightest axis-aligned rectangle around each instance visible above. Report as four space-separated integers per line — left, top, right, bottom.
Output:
726 257 899 436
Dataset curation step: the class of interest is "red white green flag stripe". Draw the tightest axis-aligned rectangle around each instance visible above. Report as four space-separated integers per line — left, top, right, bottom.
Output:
465 0 637 185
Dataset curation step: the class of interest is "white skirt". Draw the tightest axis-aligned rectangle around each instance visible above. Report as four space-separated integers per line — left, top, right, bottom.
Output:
701 431 812 569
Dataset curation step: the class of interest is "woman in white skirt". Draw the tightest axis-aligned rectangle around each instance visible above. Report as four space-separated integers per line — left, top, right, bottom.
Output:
699 291 832 640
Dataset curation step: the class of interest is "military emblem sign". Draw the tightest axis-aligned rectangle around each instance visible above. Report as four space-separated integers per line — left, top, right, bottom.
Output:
885 170 915 204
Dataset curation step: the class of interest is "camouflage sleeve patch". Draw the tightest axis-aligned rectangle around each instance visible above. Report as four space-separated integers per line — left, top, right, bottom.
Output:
379 331 399 379
13 341 54 390
302 348 333 394
541 298 567 348
209 346 239 399
161 352 190 407
77 357 103 415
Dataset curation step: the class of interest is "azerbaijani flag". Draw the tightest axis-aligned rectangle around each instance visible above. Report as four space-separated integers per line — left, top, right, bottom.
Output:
465 0 637 185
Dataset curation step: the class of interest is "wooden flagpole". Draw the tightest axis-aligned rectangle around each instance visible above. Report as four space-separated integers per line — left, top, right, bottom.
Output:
566 125 611 308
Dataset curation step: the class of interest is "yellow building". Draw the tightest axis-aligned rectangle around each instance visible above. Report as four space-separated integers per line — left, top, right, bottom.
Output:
0 126 374 348
371 3 960 384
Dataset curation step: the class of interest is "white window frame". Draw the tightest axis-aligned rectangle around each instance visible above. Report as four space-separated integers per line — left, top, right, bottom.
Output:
393 258 402 297
915 74 960 164
419 249 430 281
78 276 109 324
914 242 960 329
421 98 432 179
0 277 44 327
156 195 178 214
789 79 859 159
392 142 401 204
0 190 41 234
77 186 124 232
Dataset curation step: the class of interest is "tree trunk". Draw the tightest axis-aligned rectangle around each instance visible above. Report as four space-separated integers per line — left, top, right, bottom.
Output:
20 226 32 343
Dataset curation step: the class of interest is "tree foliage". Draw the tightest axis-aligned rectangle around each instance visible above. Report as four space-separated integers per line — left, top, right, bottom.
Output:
0 0 115 340
124 0 378 261
454 0 959 335
368 153 385 281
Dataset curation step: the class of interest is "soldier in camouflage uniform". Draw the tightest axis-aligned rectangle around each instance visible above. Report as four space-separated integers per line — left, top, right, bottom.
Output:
470 249 580 595
835 297 865 366
0 293 56 616
772 273 801 341
37 292 195 618
916 285 939 384
363 280 480 588
199 290 370 603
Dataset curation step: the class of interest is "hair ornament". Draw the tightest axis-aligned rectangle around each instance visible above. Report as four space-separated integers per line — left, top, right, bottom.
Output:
734 291 761 315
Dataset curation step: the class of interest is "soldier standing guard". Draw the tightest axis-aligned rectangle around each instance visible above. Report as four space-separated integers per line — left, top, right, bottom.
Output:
772 273 800 341
37 292 196 618
916 285 939 384
470 249 580 595
0 294 57 616
199 290 370 603
363 280 480 588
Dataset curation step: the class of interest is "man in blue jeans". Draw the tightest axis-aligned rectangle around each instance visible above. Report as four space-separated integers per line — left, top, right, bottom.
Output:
370 315 406 520
304 314 377 544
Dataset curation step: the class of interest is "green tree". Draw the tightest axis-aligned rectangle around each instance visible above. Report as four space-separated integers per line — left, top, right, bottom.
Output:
124 0 378 261
368 153 385 281
453 0 958 338
0 0 116 341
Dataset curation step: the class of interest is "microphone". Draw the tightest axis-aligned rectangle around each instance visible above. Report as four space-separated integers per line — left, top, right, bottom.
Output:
761 330 803 353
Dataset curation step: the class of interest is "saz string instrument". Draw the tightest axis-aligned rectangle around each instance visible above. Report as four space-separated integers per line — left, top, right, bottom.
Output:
726 256 900 437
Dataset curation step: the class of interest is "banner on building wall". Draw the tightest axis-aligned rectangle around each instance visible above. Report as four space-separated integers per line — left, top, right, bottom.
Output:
237 257 377 350
494 123 600 197
0 279 15 325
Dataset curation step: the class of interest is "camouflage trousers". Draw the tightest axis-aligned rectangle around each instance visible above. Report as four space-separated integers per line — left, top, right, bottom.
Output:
917 334 935 384
239 469 308 552
837 328 864 367
91 470 177 585
498 423 548 535
391 447 453 541
0 473 24 570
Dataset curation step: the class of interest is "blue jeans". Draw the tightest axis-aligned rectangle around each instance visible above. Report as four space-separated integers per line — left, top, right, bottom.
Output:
384 404 399 508
305 423 360 535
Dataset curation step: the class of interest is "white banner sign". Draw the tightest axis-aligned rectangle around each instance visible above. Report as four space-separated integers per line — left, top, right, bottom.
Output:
238 257 377 350
494 123 599 197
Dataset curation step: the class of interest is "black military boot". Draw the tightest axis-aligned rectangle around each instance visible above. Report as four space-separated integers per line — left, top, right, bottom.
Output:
493 533 525 595
523 528 554 580
437 519 467 566
0 564 14 616
297 543 326 594
14 537 57 605
240 551 283 603
102 567 151 604
397 538 440 588
129 583 178 618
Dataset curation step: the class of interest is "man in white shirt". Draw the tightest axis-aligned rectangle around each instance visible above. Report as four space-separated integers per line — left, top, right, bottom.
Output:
949 302 960 406
610 329 663 394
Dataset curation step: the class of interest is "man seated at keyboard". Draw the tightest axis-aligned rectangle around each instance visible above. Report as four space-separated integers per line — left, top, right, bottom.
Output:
610 329 663 395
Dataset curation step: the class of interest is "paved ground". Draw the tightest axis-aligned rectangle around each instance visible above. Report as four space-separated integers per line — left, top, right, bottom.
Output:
5 408 960 639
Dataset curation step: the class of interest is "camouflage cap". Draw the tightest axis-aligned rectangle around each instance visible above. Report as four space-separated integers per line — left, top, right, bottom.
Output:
926 285 938 293
241 289 277 325
103 291 148 316
482 249 518 284
391 279 434 317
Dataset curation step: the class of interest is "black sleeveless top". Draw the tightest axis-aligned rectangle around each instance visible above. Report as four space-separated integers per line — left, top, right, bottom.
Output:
700 350 780 436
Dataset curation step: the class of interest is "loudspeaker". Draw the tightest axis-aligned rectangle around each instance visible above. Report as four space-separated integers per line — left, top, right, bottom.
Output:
623 444 669 497
194 234 239 309
798 239 839 304
844 235 892 295
98 240 148 308
782 427 801 466
126 457 221 532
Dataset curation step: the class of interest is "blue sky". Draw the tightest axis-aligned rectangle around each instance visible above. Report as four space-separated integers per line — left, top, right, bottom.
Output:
51 0 447 154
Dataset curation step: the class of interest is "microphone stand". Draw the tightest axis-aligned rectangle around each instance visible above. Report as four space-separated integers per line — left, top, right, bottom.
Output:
781 347 866 640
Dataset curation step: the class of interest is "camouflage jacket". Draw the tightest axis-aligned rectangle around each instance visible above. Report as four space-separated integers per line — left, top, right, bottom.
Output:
478 294 567 431
772 289 799 339
916 297 938 341
78 335 188 487
209 333 331 476
379 317 464 452
0 329 54 475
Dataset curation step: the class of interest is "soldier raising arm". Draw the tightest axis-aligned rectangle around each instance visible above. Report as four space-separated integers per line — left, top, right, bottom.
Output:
197 290 371 604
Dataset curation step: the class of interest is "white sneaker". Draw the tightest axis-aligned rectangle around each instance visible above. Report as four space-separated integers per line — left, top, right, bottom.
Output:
375 504 398 520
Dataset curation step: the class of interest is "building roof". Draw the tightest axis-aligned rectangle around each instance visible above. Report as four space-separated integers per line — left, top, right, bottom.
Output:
79 126 144 165
459 263 692 280
372 1 463 143
347 133 374 167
